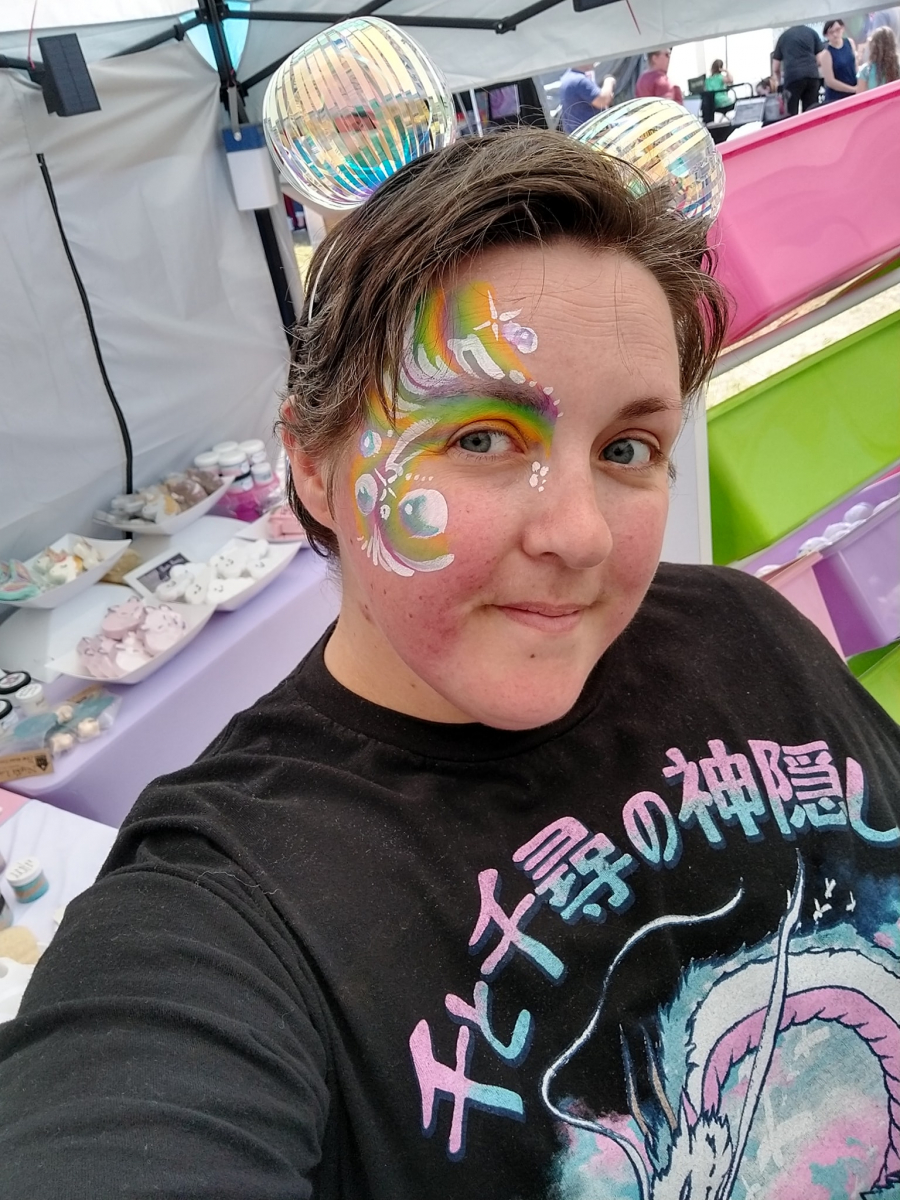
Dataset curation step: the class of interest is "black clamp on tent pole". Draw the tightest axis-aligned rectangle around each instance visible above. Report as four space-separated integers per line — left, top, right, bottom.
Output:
200 0 296 341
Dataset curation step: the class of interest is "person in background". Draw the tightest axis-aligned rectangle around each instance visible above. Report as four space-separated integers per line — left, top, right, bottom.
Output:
819 19 859 101
704 58 735 112
558 63 616 133
771 24 825 114
635 48 684 103
857 24 900 88
858 9 900 65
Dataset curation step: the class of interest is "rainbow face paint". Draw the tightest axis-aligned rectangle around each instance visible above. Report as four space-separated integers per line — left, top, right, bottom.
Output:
351 282 558 577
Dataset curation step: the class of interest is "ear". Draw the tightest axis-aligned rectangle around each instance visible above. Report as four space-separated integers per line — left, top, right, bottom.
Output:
281 414 336 533
288 446 335 532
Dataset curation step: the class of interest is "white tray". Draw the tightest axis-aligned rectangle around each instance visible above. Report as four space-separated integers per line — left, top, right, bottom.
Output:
237 510 309 544
94 480 228 536
123 537 300 612
47 597 214 685
0 535 131 610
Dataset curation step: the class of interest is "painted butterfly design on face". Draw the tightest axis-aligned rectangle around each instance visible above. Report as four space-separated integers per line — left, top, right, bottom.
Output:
351 282 556 578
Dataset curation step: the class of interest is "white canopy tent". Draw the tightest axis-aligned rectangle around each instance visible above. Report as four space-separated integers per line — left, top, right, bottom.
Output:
0 27 299 560
1 1 871 92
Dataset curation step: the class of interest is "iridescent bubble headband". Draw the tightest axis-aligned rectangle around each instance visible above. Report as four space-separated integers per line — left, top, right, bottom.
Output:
263 16 457 213
264 19 724 223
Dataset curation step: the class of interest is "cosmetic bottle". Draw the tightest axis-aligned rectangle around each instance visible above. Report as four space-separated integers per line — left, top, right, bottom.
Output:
240 439 267 466
193 450 220 475
217 449 257 521
250 460 282 515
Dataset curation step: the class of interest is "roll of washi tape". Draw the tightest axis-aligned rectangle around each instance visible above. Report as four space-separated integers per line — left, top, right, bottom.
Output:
6 857 49 903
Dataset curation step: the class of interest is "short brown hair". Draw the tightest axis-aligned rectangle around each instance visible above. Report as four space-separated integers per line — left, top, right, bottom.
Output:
280 128 729 557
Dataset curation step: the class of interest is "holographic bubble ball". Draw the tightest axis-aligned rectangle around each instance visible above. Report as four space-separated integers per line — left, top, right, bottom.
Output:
263 16 457 212
572 97 725 221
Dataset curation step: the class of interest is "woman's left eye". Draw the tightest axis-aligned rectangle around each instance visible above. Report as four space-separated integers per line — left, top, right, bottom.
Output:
601 438 654 466
456 429 513 455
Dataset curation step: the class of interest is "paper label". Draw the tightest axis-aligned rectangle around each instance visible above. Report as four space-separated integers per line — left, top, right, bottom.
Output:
0 750 54 783
64 683 106 705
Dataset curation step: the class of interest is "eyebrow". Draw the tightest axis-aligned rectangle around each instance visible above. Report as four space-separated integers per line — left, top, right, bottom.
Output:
417 379 681 420
614 396 683 421
419 375 556 414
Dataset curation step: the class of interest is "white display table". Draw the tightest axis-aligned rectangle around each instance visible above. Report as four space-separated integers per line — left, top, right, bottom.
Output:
0 789 118 1021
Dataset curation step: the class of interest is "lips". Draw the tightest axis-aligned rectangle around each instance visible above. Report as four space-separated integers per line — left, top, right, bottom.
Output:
494 601 588 633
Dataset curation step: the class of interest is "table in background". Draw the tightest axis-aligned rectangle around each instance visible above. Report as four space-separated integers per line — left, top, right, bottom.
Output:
0 788 118 1020
4 551 339 828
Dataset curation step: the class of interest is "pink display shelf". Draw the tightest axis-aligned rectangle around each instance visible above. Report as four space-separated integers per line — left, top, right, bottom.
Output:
764 552 843 656
714 82 900 345
4 552 339 828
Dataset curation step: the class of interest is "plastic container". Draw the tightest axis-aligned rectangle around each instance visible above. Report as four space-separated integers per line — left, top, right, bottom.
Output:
709 308 900 564
250 461 281 515
240 439 267 465
762 553 843 656
213 441 239 455
0 671 31 700
714 83 900 345
95 480 229 537
0 699 18 736
193 451 220 473
6 857 49 903
855 640 900 723
812 495 900 656
0 535 132 610
741 468 900 576
12 682 46 715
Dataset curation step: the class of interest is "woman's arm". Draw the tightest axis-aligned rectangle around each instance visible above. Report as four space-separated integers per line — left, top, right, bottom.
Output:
817 47 859 92
0 840 330 1198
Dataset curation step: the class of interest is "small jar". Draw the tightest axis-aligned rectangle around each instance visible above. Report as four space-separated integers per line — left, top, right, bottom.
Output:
6 857 49 904
0 698 19 736
218 449 253 493
251 460 275 485
213 441 239 455
240 439 267 465
193 451 220 473
11 681 45 715
0 671 31 701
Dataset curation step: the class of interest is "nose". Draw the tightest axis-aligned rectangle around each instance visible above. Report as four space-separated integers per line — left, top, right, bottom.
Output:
520 462 613 570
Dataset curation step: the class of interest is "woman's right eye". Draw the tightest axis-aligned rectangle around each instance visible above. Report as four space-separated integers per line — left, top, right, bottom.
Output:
456 430 512 455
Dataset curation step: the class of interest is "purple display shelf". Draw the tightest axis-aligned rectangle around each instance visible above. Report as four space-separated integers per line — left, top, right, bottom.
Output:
814 496 900 656
4 552 339 827
741 466 900 575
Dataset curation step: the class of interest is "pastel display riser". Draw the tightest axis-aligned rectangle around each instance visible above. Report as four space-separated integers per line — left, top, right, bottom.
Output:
852 640 900 723
709 308 900 565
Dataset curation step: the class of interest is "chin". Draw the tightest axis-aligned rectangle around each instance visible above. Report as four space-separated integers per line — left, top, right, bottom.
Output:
453 668 592 731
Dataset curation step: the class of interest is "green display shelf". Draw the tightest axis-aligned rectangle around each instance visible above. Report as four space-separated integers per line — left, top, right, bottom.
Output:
854 641 900 723
709 308 900 564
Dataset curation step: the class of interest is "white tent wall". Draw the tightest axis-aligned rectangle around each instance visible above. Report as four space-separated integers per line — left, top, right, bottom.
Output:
0 39 291 561
236 0 872 108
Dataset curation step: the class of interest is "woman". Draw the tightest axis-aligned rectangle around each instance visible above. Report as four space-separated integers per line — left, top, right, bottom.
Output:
858 24 900 90
819 18 859 101
704 57 735 112
1 129 898 1199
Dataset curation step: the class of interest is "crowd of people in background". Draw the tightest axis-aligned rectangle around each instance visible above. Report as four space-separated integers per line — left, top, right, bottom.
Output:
557 12 899 133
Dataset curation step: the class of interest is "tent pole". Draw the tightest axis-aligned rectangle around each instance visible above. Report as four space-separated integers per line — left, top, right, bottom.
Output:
114 17 202 57
200 0 296 340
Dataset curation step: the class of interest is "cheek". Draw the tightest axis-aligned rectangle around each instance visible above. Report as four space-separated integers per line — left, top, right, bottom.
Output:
604 485 670 585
